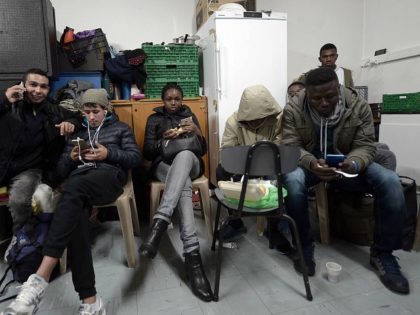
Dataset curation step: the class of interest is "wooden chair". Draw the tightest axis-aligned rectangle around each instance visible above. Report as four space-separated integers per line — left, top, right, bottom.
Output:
60 170 140 270
149 175 213 240
212 141 312 301
96 170 140 267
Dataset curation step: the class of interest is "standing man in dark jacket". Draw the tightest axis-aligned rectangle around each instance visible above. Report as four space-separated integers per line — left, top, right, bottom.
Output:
282 67 409 295
1 89 141 315
0 68 81 241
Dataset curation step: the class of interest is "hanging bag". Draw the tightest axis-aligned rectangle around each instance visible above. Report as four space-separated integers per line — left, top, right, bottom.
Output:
160 134 203 163
400 176 418 251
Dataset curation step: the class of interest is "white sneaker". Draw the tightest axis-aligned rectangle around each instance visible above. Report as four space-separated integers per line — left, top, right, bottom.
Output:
77 296 106 315
1 274 48 315
4 235 17 263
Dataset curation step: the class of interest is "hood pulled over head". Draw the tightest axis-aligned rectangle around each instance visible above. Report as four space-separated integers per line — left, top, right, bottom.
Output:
237 85 282 122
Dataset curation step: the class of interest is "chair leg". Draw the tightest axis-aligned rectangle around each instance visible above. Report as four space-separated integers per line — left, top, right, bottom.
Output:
115 197 137 268
129 194 140 236
256 216 266 237
315 182 330 245
214 218 227 302
211 202 222 251
198 185 213 241
150 183 163 227
59 248 67 275
283 214 313 301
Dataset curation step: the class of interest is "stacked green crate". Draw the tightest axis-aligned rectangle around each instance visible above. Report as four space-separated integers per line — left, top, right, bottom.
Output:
142 44 199 99
382 92 420 113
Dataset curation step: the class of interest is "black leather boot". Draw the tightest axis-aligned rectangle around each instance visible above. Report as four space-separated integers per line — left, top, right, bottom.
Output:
139 219 168 259
185 250 214 302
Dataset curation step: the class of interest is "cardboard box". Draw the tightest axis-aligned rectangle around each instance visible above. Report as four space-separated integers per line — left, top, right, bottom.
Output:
196 0 256 30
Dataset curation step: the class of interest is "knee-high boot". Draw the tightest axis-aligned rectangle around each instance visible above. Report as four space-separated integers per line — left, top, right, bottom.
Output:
139 219 168 259
185 250 214 302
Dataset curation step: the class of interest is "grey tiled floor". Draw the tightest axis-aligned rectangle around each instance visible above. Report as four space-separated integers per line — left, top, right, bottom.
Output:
1 210 419 315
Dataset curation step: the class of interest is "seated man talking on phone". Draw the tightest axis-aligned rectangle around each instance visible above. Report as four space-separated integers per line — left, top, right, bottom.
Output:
0 68 81 245
1 88 141 315
281 67 409 294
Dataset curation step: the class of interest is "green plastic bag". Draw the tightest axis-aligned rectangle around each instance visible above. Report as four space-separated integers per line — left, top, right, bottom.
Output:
226 186 287 209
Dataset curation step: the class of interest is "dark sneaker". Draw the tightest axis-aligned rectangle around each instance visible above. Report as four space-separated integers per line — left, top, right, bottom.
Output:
263 229 294 254
370 252 409 294
220 224 247 240
292 243 316 276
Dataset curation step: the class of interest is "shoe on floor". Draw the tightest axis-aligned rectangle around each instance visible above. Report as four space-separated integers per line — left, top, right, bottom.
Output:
370 251 409 294
292 242 316 276
1 274 48 315
263 228 294 255
218 224 247 240
77 296 106 315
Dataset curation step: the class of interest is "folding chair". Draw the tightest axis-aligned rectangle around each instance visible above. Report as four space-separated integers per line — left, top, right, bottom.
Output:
212 140 313 301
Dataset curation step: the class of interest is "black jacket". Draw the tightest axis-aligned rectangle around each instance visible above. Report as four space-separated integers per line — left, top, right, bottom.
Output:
0 94 82 186
56 113 141 182
143 105 207 176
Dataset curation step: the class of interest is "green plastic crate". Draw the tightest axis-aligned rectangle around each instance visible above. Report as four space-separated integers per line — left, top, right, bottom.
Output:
142 44 198 65
382 92 420 114
144 64 199 81
145 78 199 99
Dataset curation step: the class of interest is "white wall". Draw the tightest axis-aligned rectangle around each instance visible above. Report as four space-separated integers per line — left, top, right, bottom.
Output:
359 0 420 182
257 0 364 84
360 0 420 102
51 0 196 51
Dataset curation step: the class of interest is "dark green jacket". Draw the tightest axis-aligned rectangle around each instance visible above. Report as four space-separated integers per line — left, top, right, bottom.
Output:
281 87 376 171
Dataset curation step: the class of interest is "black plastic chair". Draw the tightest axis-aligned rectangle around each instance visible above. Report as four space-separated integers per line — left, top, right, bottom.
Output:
211 140 313 301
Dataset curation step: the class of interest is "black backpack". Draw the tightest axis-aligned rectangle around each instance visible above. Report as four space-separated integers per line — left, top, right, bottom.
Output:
0 214 53 303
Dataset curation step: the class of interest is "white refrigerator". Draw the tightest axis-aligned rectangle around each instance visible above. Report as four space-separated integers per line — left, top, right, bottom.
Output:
195 11 287 185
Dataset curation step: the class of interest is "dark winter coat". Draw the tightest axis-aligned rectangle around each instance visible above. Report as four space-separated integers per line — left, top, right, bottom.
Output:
0 94 82 187
143 105 207 176
56 113 141 182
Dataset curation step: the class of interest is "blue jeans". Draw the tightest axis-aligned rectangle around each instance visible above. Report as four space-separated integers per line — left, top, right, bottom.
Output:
283 162 405 252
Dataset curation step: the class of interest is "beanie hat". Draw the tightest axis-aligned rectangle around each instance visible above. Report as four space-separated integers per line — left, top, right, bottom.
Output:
81 89 110 109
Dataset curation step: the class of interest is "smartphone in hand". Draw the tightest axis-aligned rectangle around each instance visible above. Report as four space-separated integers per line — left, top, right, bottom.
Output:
180 116 193 126
325 154 346 167
12 82 25 100
72 137 89 150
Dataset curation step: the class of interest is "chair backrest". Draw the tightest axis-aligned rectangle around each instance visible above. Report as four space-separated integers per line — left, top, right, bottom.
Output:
219 141 299 212
220 141 299 176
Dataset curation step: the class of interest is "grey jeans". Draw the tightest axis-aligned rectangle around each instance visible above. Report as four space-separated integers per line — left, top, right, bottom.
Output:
153 150 201 254
8 169 42 232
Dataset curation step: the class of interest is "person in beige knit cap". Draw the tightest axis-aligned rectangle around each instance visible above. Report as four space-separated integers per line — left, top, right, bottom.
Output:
1 89 141 315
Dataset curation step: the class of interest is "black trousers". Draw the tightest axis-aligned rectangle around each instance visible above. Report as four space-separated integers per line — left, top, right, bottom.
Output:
43 167 126 300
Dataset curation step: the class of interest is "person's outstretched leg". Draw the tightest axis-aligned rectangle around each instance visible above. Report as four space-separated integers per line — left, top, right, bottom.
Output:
1 169 123 315
283 167 319 276
175 155 213 302
140 151 199 258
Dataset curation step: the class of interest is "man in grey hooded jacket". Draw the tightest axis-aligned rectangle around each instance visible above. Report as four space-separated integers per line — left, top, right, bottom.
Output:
217 85 293 252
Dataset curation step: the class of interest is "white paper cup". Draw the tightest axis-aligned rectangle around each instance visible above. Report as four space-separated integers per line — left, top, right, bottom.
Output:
326 262 342 283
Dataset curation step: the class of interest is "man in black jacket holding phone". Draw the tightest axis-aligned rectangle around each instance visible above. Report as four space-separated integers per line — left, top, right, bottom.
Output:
0 68 81 235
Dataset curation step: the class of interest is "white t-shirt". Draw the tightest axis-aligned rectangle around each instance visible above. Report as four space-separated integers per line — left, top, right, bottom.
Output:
335 66 345 85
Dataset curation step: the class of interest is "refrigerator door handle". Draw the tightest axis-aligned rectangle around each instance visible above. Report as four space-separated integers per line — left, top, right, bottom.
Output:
216 43 222 100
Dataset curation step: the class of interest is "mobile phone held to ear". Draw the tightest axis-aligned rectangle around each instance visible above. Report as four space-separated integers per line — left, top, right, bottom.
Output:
72 137 89 150
325 154 346 167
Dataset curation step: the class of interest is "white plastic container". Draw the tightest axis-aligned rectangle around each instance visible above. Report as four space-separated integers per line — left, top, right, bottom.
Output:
218 181 267 201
